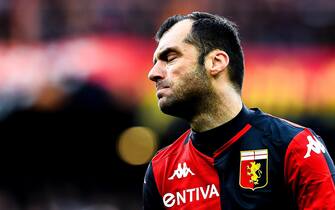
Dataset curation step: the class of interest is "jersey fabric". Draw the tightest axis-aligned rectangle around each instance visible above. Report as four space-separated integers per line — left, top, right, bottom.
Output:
143 106 335 210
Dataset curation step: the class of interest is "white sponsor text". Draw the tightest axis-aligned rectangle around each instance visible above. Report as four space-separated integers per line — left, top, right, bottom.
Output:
163 184 219 208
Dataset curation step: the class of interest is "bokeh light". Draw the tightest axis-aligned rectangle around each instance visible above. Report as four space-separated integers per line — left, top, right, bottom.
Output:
117 126 158 165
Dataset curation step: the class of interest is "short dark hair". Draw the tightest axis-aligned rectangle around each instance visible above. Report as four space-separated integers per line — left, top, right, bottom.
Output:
156 12 244 92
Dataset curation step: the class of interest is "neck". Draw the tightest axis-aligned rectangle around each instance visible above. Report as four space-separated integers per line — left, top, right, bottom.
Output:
190 89 243 132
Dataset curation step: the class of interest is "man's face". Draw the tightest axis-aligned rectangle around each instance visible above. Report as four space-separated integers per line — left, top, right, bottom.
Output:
148 20 212 118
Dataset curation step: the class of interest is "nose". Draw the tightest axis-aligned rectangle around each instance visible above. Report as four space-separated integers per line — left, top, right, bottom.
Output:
148 63 165 82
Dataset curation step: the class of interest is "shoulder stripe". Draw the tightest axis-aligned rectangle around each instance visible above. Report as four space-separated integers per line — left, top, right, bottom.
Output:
266 113 305 129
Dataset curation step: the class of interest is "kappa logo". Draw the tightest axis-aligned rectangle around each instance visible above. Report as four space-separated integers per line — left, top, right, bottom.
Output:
304 135 326 159
168 162 195 180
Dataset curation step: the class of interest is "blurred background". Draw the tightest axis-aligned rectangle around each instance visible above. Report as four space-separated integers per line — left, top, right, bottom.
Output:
0 0 334 209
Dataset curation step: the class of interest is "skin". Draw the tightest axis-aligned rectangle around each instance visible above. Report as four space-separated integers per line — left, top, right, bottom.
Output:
148 19 243 132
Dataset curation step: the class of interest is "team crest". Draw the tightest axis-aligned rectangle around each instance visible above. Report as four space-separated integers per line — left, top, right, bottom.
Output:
239 149 268 190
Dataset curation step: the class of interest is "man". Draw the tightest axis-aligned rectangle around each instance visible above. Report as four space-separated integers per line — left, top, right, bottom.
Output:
143 12 335 210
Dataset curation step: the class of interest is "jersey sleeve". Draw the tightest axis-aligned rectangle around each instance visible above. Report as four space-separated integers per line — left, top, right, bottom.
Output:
284 128 335 209
143 162 165 210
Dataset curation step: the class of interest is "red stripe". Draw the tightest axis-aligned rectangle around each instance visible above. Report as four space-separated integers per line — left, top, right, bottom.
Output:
213 124 252 158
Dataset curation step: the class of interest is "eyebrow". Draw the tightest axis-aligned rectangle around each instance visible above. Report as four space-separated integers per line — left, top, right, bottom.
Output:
153 47 180 65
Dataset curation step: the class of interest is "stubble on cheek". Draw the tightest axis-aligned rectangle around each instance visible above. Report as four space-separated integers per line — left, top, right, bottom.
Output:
158 67 214 119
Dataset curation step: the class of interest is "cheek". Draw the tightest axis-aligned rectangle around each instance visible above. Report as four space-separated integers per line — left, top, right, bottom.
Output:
166 63 180 76
168 63 194 80
167 57 192 73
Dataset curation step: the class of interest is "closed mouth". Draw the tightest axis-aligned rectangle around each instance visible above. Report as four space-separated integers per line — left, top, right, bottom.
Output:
156 87 169 98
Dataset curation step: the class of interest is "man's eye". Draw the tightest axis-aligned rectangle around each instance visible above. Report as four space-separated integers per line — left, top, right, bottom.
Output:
167 55 177 62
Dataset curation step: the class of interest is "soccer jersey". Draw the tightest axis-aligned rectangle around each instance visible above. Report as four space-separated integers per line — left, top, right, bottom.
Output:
143 106 335 210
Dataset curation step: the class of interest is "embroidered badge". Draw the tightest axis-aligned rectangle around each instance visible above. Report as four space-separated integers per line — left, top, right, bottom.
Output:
239 149 268 190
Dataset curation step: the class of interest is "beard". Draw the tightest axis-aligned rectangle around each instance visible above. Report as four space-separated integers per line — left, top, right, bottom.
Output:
158 65 216 121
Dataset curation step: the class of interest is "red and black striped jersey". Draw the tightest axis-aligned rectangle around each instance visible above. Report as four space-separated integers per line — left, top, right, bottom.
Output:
143 106 335 210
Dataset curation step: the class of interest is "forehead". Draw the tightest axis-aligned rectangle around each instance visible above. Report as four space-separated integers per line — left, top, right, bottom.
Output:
154 19 194 57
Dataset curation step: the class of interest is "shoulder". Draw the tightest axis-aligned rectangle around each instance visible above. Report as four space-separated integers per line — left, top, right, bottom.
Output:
148 129 191 192
249 108 306 145
152 129 191 164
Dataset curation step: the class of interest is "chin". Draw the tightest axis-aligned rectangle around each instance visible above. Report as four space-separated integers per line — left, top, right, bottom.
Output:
158 99 173 114
158 98 176 114
158 98 193 119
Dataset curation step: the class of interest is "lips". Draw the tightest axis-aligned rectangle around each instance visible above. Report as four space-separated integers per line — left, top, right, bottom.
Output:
156 87 169 98
156 81 170 98
156 81 169 90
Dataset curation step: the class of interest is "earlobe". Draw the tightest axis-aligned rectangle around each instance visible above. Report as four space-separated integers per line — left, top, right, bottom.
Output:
205 50 229 76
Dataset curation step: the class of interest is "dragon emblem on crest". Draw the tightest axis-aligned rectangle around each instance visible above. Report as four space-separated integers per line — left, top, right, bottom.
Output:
247 161 262 185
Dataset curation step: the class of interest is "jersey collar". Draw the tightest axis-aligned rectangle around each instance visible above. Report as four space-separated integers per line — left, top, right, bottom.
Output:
190 105 253 157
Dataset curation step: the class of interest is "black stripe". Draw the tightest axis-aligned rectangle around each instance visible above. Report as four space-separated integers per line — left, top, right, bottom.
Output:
323 150 335 184
184 131 192 144
143 162 165 210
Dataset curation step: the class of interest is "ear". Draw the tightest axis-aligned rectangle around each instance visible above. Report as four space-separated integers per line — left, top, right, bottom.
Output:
204 50 229 76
